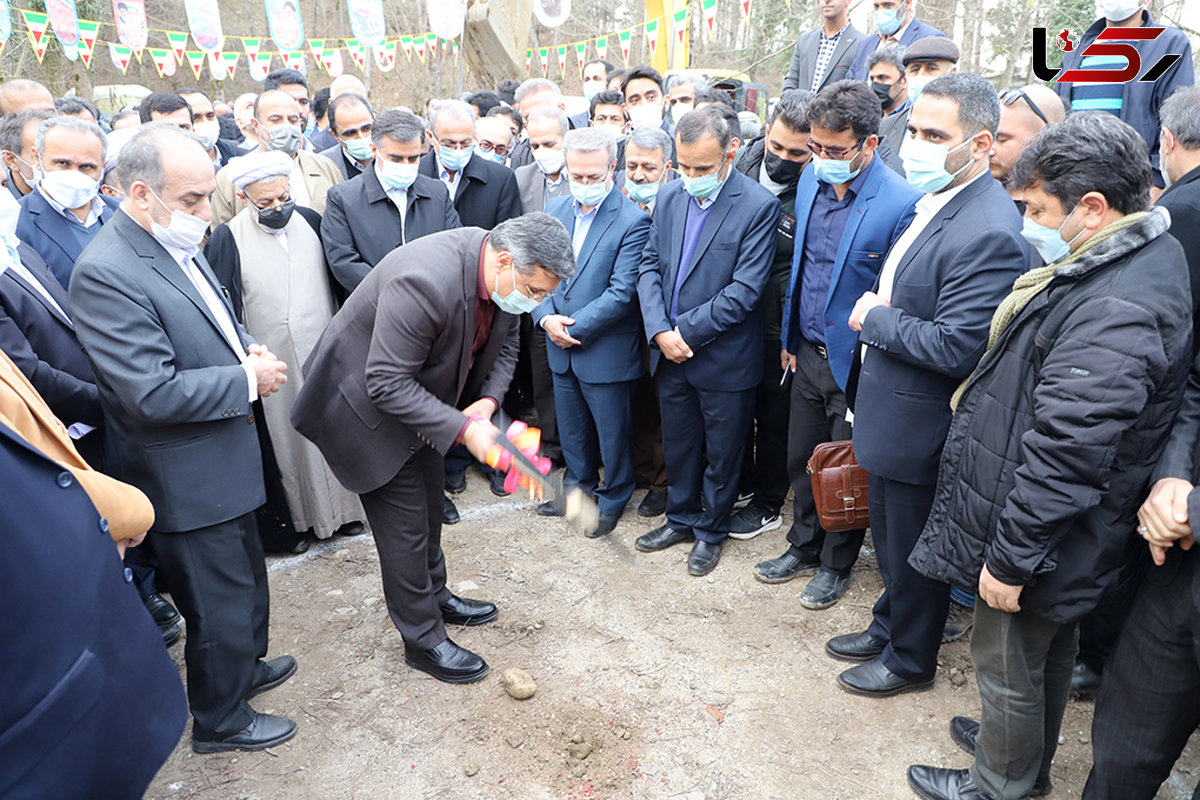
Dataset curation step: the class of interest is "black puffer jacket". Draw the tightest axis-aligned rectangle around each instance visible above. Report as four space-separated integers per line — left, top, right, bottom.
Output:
909 208 1193 623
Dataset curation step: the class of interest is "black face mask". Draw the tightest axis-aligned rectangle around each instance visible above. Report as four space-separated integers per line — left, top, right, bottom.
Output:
256 199 295 230
871 80 895 110
764 149 805 186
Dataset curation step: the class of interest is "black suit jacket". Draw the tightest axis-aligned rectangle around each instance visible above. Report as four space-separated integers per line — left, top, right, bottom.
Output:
1157 164 1200 348
850 171 1029 484
318 143 366 181
215 138 239 168
292 227 520 494
0 243 100 425
69 210 265 532
0 422 187 799
418 150 522 230
322 166 461 292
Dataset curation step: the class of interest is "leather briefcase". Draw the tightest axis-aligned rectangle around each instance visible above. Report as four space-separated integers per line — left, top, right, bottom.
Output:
806 440 869 532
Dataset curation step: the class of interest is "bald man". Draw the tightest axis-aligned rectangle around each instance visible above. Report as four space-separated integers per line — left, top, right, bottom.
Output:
330 74 368 100
990 85 1066 199
0 79 54 115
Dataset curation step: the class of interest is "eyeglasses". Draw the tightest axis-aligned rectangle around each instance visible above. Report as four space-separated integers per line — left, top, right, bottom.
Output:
477 140 512 157
516 271 557 300
806 136 865 160
999 88 1049 126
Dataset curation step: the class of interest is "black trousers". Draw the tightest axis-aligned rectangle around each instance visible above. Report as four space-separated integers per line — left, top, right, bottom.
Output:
1084 547 1200 800
739 338 792 512
785 338 865 572
153 512 270 737
864 474 949 679
359 446 453 651
529 320 562 462
658 361 756 544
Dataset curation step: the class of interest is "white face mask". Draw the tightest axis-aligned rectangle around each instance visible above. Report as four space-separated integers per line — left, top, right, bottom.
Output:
147 187 209 253
40 168 100 210
670 102 693 125
533 147 565 176
628 103 664 130
1160 133 1174 190
1097 0 1140 21
194 121 221 151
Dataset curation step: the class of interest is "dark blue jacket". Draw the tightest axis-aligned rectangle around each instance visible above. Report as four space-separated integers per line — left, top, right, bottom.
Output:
0 422 187 799
850 171 1029 485
846 17 946 81
534 188 652 384
781 155 919 390
637 168 781 391
16 191 120 290
1054 11 1194 180
0 243 100 426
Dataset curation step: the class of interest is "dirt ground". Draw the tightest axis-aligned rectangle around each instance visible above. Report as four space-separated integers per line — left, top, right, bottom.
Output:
146 478 1200 800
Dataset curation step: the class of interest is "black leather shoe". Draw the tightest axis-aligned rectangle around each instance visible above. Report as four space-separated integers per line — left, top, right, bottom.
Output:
906 765 991 800
799 569 853 609
144 593 183 627
637 489 667 517
489 469 510 497
947 718 1052 797
838 657 935 697
687 540 722 576
192 712 298 753
161 619 182 647
336 521 367 536
439 594 498 626
826 630 888 662
635 523 692 552
443 495 460 525
753 546 821 584
538 498 564 517
404 638 489 683
1071 660 1103 697
587 511 620 538
247 655 298 699
445 469 467 494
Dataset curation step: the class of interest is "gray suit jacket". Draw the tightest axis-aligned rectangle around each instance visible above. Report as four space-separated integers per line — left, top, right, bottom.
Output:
515 162 571 214
68 209 265 532
781 23 864 92
291 227 520 494
878 102 912 177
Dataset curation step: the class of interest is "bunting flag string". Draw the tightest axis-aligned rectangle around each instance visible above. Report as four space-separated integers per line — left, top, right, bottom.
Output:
4 3 715 80
741 0 751 19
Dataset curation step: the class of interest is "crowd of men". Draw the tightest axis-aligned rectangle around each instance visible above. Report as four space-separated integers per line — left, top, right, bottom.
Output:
1 0 1199 795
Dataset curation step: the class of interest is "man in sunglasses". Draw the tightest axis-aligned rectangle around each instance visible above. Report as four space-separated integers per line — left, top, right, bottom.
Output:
990 85 1066 208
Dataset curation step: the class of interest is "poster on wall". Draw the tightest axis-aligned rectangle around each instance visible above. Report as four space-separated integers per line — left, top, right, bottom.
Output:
264 0 304 51
347 0 385 49
112 0 147 51
185 0 224 53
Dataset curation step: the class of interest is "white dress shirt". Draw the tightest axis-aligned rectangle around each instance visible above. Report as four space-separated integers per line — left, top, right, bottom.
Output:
158 240 257 403
39 186 104 228
377 161 410 243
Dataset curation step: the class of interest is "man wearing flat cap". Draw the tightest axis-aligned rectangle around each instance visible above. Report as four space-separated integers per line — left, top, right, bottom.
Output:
879 37 959 177
205 151 365 547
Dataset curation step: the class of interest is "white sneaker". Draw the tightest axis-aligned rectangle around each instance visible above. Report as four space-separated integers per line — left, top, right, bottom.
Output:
727 504 782 540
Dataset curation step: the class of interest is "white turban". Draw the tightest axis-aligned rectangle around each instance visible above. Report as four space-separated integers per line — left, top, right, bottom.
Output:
227 151 293 191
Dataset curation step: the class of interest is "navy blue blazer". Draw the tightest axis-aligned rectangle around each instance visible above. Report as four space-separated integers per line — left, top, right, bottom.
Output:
846 17 947 81
781 155 920 390
16 190 120 290
0 243 100 425
532 188 652 384
850 171 1029 484
0 422 187 799
637 168 781 391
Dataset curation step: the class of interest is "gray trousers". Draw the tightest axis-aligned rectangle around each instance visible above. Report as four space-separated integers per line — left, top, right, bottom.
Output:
970 598 1077 799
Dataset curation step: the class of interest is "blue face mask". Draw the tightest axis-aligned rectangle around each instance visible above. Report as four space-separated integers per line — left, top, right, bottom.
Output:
491 263 543 315
682 160 728 200
812 153 863 185
627 179 662 204
377 160 419 192
899 135 974 194
874 6 902 35
475 146 505 164
570 177 610 208
438 144 473 172
1021 205 1083 264
343 138 374 162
